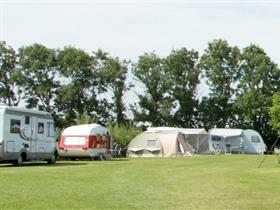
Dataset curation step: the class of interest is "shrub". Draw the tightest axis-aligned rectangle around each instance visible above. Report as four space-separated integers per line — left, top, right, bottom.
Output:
107 123 142 148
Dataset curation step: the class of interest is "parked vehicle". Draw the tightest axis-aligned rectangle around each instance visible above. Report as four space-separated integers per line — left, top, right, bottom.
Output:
208 128 266 154
59 124 111 160
0 105 58 166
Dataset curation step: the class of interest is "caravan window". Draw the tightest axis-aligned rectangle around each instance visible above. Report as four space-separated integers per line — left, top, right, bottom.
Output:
251 136 260 143
47 122 55 137
10 119 21 133
212 136 221 141
147 140 157 146
25 116 30 125
38 122 44 134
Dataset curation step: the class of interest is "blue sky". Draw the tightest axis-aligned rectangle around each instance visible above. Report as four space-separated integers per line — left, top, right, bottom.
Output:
1 0 280 111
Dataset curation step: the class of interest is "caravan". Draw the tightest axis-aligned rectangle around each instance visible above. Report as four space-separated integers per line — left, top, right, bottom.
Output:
209 128 266 154
59 124 111 160
0 105 58 166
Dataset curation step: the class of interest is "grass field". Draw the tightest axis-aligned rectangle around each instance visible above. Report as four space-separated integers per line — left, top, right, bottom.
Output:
0 155 279 210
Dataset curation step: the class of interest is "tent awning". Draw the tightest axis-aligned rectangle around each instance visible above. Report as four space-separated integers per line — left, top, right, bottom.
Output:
128 147 144 152
147 127 207 134
146 147 161 152
210 129 243 138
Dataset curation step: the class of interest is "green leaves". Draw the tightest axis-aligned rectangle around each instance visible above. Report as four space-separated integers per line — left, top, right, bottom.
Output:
270 93 280 135
0 41 21 106
1 40 280 148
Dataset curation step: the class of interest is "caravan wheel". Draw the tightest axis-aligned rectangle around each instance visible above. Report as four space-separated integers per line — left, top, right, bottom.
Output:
13 155 23 166
47 153 57 164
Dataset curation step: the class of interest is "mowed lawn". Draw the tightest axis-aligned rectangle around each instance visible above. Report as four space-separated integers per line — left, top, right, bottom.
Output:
0 155 279 210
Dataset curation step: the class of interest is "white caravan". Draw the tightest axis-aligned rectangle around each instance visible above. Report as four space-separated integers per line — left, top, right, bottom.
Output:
208 128 266 154
0 105 58 166
59 124 111 160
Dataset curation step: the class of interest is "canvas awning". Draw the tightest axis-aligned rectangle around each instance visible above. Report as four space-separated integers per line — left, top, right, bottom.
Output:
210 129 243 138
146 147 161 152
128 147 144 152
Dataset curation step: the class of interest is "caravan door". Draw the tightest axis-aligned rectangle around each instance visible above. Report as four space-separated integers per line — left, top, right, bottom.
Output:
30 116 38 159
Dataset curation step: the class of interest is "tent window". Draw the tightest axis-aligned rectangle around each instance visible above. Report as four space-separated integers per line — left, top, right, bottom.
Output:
147 140 157 146
251 136 260 143
212 136 221 141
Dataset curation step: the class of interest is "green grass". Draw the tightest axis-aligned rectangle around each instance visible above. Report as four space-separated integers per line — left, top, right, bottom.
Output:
0 155 279 210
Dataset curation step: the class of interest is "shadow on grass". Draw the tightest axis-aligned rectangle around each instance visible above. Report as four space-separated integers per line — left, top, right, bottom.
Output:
0 161 88 168
59 157 129 162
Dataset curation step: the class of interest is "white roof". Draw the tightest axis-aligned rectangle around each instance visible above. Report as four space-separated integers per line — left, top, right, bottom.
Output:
209 128 243 138
62 124 108 136
147 127 207 134
0 104 51 116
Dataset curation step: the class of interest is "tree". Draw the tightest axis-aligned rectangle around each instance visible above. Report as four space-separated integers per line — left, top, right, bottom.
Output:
200 39 241 128
270 93 280 137
0 41 22 106
236 44 280 147
55 46 99 126
132 52 172 126
18 44 59 112
164 48 200 127
94 49 128 124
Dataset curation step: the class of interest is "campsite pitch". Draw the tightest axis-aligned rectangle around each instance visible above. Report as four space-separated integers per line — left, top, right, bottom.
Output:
0 155 279 209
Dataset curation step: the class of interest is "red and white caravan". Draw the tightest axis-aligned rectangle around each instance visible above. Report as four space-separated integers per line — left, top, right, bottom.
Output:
59 124 111 159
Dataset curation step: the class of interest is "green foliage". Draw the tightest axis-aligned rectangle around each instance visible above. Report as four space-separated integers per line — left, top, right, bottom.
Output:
1 40 280 149
0 41 22 106
94 49 128 124
200 39 241 128
164 48 200 127
75 109 96 125
55 46 105 126
235 44 280 146
18 43 58 111
107 123 142 148
132 52 173 126
270 93 280 135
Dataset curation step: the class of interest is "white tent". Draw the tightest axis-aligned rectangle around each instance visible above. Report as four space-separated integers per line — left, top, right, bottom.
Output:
127 131 193 158
147 127 209 153
209 128 266 154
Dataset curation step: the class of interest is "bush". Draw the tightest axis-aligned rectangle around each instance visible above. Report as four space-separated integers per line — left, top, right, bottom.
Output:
107 123 142 148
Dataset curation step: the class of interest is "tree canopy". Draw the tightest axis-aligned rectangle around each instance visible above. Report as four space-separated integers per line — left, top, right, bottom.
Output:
1 39 280 148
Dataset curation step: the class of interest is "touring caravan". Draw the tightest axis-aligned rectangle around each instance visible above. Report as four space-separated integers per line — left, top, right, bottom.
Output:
208 128 266 154
0 105 58 166
127 130 193 158
59 124 111 160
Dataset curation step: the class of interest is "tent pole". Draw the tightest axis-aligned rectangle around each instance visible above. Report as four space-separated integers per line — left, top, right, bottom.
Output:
258 136 280 168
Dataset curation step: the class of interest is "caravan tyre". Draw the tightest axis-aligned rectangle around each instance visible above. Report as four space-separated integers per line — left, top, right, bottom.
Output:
47 153 56 164
13 155 23 166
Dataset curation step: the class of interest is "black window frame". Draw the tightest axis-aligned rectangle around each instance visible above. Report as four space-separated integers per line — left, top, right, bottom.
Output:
38 122 44 134
25 116 30 125
10 119 21 134
212 136 221 141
